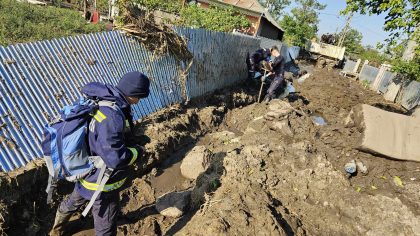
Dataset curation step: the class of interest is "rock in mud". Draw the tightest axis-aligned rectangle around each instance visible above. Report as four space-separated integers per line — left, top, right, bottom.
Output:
269 120 293 136
356 161 368 175
181 146 212 180
268 100 293 115
264 100 293 121
197 106 223 128
155 190 191 218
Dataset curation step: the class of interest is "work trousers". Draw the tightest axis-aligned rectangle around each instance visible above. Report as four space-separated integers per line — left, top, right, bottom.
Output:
59 187 119 236
264 75 285 100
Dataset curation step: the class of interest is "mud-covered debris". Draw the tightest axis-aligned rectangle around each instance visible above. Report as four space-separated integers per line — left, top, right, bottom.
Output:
297 73 311 84
311 115 327 126
344 160 357 175
116 6 192 62
356 161 368 175
3 59 16 65
269 120 293 136
180 146 212 180
197 106 222 128
120 179 155 216
151 168 158 177
268 99 294 114
156 190 191 218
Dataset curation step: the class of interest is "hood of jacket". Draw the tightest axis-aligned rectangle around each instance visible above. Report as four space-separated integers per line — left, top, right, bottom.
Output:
81 82 130 110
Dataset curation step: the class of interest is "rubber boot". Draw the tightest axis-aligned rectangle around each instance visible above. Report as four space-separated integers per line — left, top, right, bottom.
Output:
49 210 72 236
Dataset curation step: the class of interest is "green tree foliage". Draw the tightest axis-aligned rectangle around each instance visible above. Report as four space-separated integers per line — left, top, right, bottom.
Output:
343 0 419 81
177 5 250 32
392 57 420 81
133 0 182 13
279 0 326 47
359 47 390 66
258 0 291 20
128 0 250 33
0 0 104 46
342 0 419 44
340 28 364 54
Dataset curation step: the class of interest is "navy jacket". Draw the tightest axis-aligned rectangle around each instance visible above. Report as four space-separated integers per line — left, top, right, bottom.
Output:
76 82 140 200
271 55 285 77
250 49 270 65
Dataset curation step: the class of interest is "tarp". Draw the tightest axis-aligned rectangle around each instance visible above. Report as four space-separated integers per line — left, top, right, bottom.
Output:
346 104 420 162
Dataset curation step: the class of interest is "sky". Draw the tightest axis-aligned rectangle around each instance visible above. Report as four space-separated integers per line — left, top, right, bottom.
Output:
316 0 389 47
283 0 390 47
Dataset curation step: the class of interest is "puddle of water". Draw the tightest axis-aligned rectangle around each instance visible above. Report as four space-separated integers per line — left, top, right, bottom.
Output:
150 145 193 197
311 115 327 126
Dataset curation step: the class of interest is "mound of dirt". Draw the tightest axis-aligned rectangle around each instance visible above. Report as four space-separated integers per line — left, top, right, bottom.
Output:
3 67 419 236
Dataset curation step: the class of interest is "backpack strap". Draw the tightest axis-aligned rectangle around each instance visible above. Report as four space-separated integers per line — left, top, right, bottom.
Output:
81 161 114 217
46 174 57 204
45 155 58 204
81 100 123 216
97 100 120 111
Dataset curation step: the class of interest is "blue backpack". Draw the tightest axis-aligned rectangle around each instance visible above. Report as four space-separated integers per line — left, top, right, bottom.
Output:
41 97 118 216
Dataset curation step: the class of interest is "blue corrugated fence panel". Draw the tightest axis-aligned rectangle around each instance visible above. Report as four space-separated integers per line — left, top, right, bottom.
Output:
0 29 259 172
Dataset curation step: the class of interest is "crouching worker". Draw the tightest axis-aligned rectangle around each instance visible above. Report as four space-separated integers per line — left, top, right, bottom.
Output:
49 71 150 236
246 48 271 80
263 46 286 103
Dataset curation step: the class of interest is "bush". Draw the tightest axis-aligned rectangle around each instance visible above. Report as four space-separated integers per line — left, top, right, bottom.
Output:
392 57 420 82
133 0 181 13
0 0 105 46
178 5 250 32
127 0 250 33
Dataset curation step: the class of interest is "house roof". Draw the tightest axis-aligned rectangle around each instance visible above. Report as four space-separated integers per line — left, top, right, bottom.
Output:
219 0 265 13
197 0 283 31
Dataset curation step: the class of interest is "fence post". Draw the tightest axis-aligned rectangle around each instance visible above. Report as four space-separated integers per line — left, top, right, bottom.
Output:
353 58 361 73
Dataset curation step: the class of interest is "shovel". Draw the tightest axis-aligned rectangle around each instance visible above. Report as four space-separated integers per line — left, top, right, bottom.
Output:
257 69 267 103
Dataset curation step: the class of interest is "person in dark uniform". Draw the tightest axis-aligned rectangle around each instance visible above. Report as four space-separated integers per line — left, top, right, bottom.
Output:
263 46 286 103
246 48 271 80
50 72 150 236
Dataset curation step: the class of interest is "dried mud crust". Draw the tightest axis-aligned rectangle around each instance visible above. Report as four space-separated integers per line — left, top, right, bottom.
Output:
175 68 419 235
3 67 420 236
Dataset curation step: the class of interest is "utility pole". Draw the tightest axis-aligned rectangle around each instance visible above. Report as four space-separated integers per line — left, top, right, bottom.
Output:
337 12 353 48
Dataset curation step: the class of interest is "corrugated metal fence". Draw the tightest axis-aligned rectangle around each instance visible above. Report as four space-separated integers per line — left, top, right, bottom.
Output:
0 29 260 172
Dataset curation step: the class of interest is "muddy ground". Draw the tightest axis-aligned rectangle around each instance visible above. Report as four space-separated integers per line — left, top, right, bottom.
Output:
2 65 419 236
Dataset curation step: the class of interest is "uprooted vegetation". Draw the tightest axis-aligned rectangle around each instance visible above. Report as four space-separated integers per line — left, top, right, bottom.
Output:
116 5 192 62
1 65 419 235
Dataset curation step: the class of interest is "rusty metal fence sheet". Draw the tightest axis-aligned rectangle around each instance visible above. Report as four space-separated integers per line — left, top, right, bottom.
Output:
0 29 260 172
